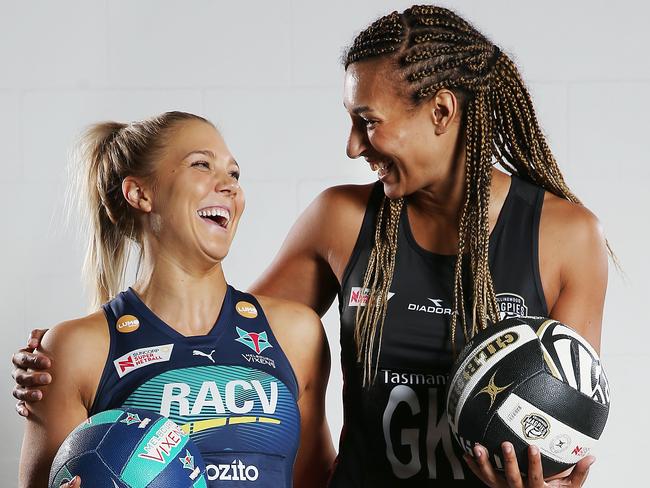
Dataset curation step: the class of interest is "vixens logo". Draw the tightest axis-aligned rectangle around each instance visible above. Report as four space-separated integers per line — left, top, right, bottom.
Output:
235 327 272 354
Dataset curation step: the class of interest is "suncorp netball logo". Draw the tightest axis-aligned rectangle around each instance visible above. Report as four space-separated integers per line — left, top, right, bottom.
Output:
113 344 174 378
236 301 258 319
116 314 140 333
235 327 272 354
496 293 528 320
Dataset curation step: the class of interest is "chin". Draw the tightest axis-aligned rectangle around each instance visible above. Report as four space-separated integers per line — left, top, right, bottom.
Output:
381 181 408 200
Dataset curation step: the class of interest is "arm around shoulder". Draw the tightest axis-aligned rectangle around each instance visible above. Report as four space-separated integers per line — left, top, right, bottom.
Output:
19 312 108 488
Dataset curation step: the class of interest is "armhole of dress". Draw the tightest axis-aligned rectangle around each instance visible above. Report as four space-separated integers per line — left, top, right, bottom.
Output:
532 188 549 316
88 304 117 416
241 292 301 403
338 182 384 309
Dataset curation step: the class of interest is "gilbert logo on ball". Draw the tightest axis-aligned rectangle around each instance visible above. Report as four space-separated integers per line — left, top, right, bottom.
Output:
445 316 610 477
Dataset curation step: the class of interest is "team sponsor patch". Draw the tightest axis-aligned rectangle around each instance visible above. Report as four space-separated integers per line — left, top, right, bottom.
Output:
114 344 174 378
236 301 258 319
496 293 528 319
137 419 184 463
206 460 259 482
349 287 395 307
116 314 140 333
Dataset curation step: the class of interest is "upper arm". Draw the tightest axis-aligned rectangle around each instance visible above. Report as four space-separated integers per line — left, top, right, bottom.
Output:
258 297 335 488
541 200 608 352
250 184 370 317
19 316 107 487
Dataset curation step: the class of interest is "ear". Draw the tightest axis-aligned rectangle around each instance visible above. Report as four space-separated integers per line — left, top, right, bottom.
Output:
122 177 152 213
429 89 460 135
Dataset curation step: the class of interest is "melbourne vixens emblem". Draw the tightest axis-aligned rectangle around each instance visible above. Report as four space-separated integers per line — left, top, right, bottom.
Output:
235 327 273 354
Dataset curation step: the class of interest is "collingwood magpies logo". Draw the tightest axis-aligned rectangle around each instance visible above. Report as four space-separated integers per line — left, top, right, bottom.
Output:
496 293 528 319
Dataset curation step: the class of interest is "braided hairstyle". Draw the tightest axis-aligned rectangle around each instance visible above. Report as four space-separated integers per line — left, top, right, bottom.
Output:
345 5 582 386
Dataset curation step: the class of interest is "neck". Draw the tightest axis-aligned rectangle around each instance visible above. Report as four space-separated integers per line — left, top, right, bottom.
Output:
410 140 467 220
132 243 228 336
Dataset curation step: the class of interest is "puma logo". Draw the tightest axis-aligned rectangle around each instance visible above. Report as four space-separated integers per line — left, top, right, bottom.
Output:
192 349 216 363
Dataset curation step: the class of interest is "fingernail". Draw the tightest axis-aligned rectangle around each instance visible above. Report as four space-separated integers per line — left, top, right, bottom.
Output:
28 339 38 349
30 390 42 401
39 374 51 384
503 443 512 454
473 445 482 458
17 406 27 417
530 445 539 456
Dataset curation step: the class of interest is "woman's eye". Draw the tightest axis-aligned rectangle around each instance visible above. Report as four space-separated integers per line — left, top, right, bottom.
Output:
191 161 210 169
229 170 240 181
364 119 377 129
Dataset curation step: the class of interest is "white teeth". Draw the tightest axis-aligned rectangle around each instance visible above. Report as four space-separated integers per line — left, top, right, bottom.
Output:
197 207 231 225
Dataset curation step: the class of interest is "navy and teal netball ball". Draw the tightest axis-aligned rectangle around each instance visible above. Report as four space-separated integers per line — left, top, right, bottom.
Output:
49 408 207 488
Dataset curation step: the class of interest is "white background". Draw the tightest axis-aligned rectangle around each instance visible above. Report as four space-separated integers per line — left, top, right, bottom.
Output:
2 1 649 486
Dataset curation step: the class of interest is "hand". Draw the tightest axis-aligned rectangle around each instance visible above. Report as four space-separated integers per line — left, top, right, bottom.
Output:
60 475 81 487
11 328 51 417
463 442 595 487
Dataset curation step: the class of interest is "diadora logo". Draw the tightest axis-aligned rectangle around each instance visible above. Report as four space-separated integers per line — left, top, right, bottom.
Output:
206 460 259 482
236 301 258 319
235 327 272 354
407 297 452 315
496 293 528 320
179 449 201 480
193 349 216 363
116 314 140 334
349 287 395 307
137 419 184 463
113 344 174 378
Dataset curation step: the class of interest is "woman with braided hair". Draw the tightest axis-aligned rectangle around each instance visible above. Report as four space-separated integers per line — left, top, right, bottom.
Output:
12 5 606 488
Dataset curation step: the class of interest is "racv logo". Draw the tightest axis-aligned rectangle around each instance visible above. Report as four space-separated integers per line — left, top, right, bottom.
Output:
235 327 272 354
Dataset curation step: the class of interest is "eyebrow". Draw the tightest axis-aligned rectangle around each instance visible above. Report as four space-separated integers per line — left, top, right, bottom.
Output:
184 150 239 168
351 105 374 115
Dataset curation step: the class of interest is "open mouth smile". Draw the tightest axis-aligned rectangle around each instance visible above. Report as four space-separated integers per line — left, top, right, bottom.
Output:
197 206 231 229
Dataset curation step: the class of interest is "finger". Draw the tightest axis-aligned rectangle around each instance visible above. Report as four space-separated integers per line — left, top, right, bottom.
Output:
61 475 81 487
11 367 51 387
468 444 502 487
15 401 29 418
566 455 595 485
501 442 524 488
27 328 48 350
12 350 52 370
526 445 544 487
12 385 43 402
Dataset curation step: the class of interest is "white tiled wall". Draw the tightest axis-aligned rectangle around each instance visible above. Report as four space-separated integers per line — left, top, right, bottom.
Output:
2 1 648 486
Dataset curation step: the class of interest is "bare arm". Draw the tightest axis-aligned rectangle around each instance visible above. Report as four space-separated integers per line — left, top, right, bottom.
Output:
258 296 336 488
250 184 371 316
540 196 609 352
19 314 107 487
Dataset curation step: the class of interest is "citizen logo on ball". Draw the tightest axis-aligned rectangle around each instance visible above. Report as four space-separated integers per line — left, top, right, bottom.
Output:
521 413 550 440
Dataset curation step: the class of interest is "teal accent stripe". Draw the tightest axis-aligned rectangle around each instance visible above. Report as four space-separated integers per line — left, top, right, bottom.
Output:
193 474 208 488
71 409 125 435
51 465 74 488
121 417 189 486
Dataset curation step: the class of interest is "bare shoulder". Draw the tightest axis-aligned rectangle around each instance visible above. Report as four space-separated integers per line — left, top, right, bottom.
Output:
315 183 375 211
42 310 108 354
40 310 110 407
541 193 606 250
255 295 324 344
255 295 328 393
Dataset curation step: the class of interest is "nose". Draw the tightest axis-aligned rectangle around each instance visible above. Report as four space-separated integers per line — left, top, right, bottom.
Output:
346 122 368 159
215 173 239 196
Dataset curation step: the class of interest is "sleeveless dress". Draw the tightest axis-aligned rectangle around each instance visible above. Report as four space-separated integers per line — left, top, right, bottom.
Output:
90 285 300 487
330 176 548 487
